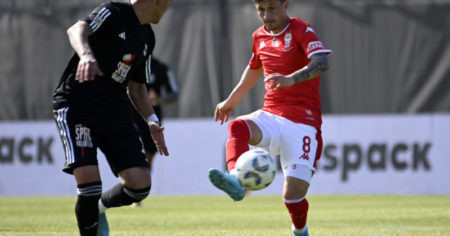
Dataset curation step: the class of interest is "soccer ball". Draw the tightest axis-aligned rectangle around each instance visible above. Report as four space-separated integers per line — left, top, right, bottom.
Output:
235 149 276 190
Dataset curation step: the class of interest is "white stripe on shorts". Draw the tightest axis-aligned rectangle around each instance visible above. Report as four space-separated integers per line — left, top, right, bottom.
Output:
55 107 75 165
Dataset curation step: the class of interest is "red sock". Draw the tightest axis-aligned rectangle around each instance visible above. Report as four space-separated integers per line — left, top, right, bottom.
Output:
226 119 250 171
284 198 309 230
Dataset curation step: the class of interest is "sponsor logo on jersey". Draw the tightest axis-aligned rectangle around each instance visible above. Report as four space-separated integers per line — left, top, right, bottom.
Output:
75 124 93 148
307 41 324 53
272 38 280 47
259 40 266 49
284 32 292 50
122 53 133 62
112 62 132 83
306 26 315 33
90 7 111 32
112 54 136 83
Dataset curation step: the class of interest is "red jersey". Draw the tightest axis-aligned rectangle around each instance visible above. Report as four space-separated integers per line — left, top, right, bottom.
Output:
249 17 331 129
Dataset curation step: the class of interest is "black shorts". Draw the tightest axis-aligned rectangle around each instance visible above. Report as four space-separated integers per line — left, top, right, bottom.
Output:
53 107 148 177
132 106 162 155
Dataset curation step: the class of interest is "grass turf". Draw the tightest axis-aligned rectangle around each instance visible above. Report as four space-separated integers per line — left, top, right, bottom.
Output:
0 195 449 235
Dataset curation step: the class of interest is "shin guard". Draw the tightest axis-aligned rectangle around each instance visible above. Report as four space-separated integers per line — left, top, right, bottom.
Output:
284 198 309 230
226 119 251 171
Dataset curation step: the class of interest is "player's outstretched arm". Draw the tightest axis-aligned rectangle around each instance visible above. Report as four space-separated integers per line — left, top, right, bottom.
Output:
215 66 263 124
67 21 103 83
128 81 169 156
265 53 329 90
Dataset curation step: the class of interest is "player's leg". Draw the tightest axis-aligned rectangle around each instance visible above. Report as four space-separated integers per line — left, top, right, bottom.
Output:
53 107 105 236
99 167 151 209
73 166 105 236
280 122 322 236
98 125 151 211
130 108 158 207
208 111 266 201
283 169 311 236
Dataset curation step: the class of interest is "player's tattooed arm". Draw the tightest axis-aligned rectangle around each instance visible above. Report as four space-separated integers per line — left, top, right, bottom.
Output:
290 52 329 84
67 21 103 82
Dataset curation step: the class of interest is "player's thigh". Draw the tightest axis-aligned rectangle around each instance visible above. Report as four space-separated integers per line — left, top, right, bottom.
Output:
73 165 101 185
241 110 281 154
53 107 100 175
118 167 151 189
99 118 150 186
280 123 318 183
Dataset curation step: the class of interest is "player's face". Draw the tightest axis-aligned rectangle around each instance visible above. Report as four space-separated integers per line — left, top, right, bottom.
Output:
150 0 172 23
255 0 289 34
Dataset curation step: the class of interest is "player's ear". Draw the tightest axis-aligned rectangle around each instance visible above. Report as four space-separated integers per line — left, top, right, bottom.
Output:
283 0 289 10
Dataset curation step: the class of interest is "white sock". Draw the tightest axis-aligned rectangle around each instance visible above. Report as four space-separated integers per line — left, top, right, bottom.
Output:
98 199 107 213
292 224 307 233
229 168 238 176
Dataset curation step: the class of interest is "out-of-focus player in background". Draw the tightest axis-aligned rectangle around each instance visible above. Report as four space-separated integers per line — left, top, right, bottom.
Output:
52 0 171 235
133 56 178 171
208 0 331 235
130 56 178 207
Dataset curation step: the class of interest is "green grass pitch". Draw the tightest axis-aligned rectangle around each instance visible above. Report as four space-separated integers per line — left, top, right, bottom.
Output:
0 195 449 235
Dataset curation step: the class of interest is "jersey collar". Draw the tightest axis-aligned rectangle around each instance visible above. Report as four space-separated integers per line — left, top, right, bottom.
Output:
263 18 292 36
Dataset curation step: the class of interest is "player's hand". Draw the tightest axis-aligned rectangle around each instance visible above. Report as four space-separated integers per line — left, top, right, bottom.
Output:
76 53 104 83
214 100 234 125
149 122 169 156
264 73 295 90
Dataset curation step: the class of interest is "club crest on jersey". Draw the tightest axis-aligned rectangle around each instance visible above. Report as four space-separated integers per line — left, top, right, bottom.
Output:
272 38 280 47
284 32 292 51
75 124 93 148
112 54 136 83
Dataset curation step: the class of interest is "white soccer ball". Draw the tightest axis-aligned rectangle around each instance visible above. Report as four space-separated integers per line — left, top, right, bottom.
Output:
235 149 276 190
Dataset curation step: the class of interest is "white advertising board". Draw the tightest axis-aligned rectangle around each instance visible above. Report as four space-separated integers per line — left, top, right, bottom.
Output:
0 114 449 196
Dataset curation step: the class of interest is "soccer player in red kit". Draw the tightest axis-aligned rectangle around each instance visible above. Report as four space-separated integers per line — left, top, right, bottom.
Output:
208 0 331 235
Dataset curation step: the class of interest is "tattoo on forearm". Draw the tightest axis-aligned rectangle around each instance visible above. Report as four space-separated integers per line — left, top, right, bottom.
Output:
292 53 329 84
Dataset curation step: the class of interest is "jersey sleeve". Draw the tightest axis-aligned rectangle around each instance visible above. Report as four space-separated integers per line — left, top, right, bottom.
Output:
132 55 151 84
248 33 262 69
81 3 117 35
294 22 332 59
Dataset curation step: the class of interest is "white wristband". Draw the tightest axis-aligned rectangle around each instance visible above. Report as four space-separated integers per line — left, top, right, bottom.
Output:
147 114 159 124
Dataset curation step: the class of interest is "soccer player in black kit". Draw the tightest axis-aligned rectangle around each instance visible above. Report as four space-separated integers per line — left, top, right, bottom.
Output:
52 0 171 235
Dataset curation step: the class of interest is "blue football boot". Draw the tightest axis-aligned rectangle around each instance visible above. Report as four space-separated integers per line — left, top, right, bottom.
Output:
208 168 245 201
97 212 109 236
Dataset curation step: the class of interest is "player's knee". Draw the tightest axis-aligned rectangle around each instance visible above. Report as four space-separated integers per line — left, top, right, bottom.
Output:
228 119 250 139
283 177 309 200
283 188 307 200
77 181 102 198
124 185 151 203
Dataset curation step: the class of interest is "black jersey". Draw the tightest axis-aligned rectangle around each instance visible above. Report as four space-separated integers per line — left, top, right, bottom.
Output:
146 57 178 97
53 1 154 113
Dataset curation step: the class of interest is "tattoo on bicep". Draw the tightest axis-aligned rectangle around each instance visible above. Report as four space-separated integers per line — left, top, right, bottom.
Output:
292 53 329 84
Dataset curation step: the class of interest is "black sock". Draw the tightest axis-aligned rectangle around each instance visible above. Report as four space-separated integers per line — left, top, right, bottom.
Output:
101 183 151 208
75 182 102 236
